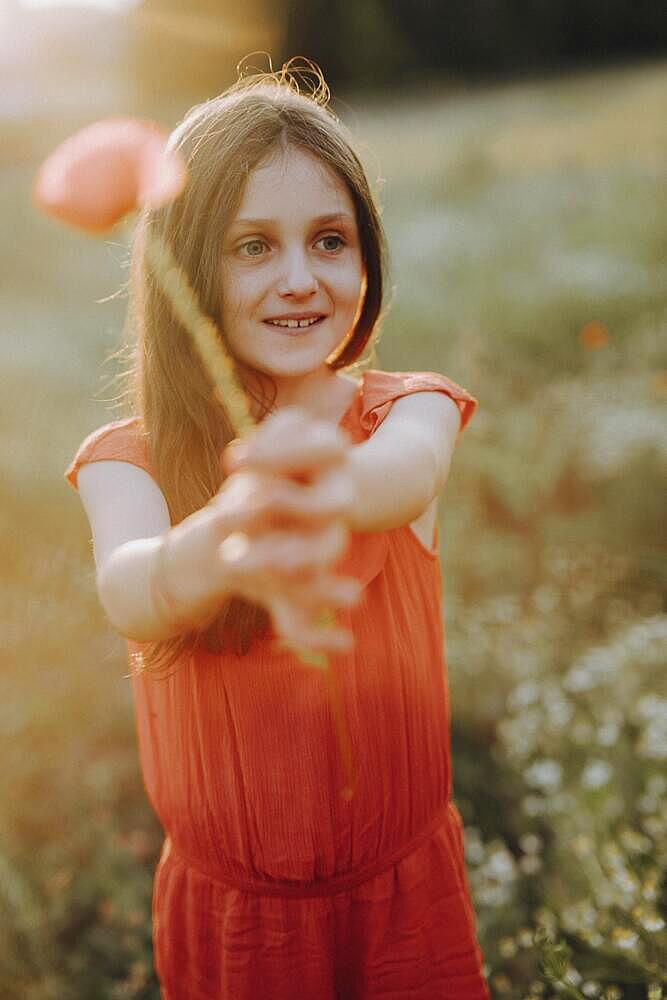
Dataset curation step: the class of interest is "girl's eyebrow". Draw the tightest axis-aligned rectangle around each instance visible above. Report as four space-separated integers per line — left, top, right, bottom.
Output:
229 212 355 230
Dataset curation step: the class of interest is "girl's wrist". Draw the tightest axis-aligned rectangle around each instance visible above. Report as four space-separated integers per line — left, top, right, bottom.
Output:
148 533 198 634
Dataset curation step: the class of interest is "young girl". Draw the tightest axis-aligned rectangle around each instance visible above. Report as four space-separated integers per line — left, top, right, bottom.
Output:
65 64 490 1000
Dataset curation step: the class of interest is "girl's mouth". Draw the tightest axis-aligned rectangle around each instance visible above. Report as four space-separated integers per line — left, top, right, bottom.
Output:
264 316 325 333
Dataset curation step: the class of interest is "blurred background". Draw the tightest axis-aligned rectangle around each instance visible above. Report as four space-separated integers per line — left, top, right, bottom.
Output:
1 1 666 997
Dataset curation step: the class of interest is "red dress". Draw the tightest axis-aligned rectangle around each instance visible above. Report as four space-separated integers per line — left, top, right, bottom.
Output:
65 370 490 1000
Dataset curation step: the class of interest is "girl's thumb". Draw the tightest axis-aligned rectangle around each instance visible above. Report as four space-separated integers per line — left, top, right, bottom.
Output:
222 439 249 475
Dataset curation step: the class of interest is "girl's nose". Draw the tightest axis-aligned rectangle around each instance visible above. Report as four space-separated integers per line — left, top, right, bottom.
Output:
277 250 318 297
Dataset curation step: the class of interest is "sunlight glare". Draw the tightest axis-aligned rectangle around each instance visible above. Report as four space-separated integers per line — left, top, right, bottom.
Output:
19 0 140 10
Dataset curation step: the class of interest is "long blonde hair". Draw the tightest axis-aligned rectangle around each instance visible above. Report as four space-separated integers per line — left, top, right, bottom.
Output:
124 61 387 676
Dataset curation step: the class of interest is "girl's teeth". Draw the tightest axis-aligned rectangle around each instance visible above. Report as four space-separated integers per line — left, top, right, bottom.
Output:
268 317 320 328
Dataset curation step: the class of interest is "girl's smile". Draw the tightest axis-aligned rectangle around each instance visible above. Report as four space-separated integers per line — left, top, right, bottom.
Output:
264 314 326 332
219 146 365 408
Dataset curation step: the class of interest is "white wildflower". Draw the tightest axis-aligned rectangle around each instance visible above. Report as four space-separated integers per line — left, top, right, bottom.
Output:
519 854 542 875
506 679 541 712
463 827 485 866
596 720 620 745
581 759 613 789
546 695 574 729
636 716 667 760
641 815 665 839
487 595 521 624
633 694 667 722
519 832 544 855
619 828 652 854
611 927 638 950
563 647 620 692
639 912 665 932
524 759 563 793
485 843 518 882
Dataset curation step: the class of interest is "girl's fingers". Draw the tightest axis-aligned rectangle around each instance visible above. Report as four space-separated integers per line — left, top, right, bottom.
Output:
223 415 350 476
219 520 348 577
211 468 355 532
282 571 362 610
269 596 354 654
292 467 356 519
266 468 355 523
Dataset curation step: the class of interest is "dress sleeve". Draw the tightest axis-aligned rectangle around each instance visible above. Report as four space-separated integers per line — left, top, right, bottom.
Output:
64 418 153 491
359 370 478 439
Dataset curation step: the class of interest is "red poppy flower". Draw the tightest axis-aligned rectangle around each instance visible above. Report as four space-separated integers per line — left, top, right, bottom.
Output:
33 117 187 234
579 320 610 350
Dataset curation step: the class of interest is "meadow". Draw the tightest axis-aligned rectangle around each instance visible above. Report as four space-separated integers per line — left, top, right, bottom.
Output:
1 58 665 998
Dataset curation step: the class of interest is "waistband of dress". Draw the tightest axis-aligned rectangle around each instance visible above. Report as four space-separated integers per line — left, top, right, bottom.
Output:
165 800 454 899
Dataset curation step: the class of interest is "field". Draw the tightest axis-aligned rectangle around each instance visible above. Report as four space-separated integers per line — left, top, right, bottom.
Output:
1 57 665 998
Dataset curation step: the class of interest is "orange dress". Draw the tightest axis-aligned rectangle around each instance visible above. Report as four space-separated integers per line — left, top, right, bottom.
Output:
65 369 490 1000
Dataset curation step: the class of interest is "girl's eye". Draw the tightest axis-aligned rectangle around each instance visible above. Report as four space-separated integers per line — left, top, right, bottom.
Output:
239 239 268 257
317 234 344 252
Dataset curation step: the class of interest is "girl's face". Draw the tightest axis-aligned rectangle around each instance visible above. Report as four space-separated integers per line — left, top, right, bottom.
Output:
219 145 365 384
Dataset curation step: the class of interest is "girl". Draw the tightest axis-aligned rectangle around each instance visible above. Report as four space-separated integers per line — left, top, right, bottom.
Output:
65 63 490 1000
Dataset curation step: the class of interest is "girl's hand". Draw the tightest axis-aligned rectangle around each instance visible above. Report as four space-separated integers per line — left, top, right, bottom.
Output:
160 407 361 652
215 407 361 653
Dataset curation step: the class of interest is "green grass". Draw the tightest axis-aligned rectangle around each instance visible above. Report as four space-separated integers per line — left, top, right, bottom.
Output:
2 58 666 998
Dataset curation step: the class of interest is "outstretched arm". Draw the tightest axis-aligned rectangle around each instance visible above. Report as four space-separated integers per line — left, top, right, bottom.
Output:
77 421 362 649
344 391 462 534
